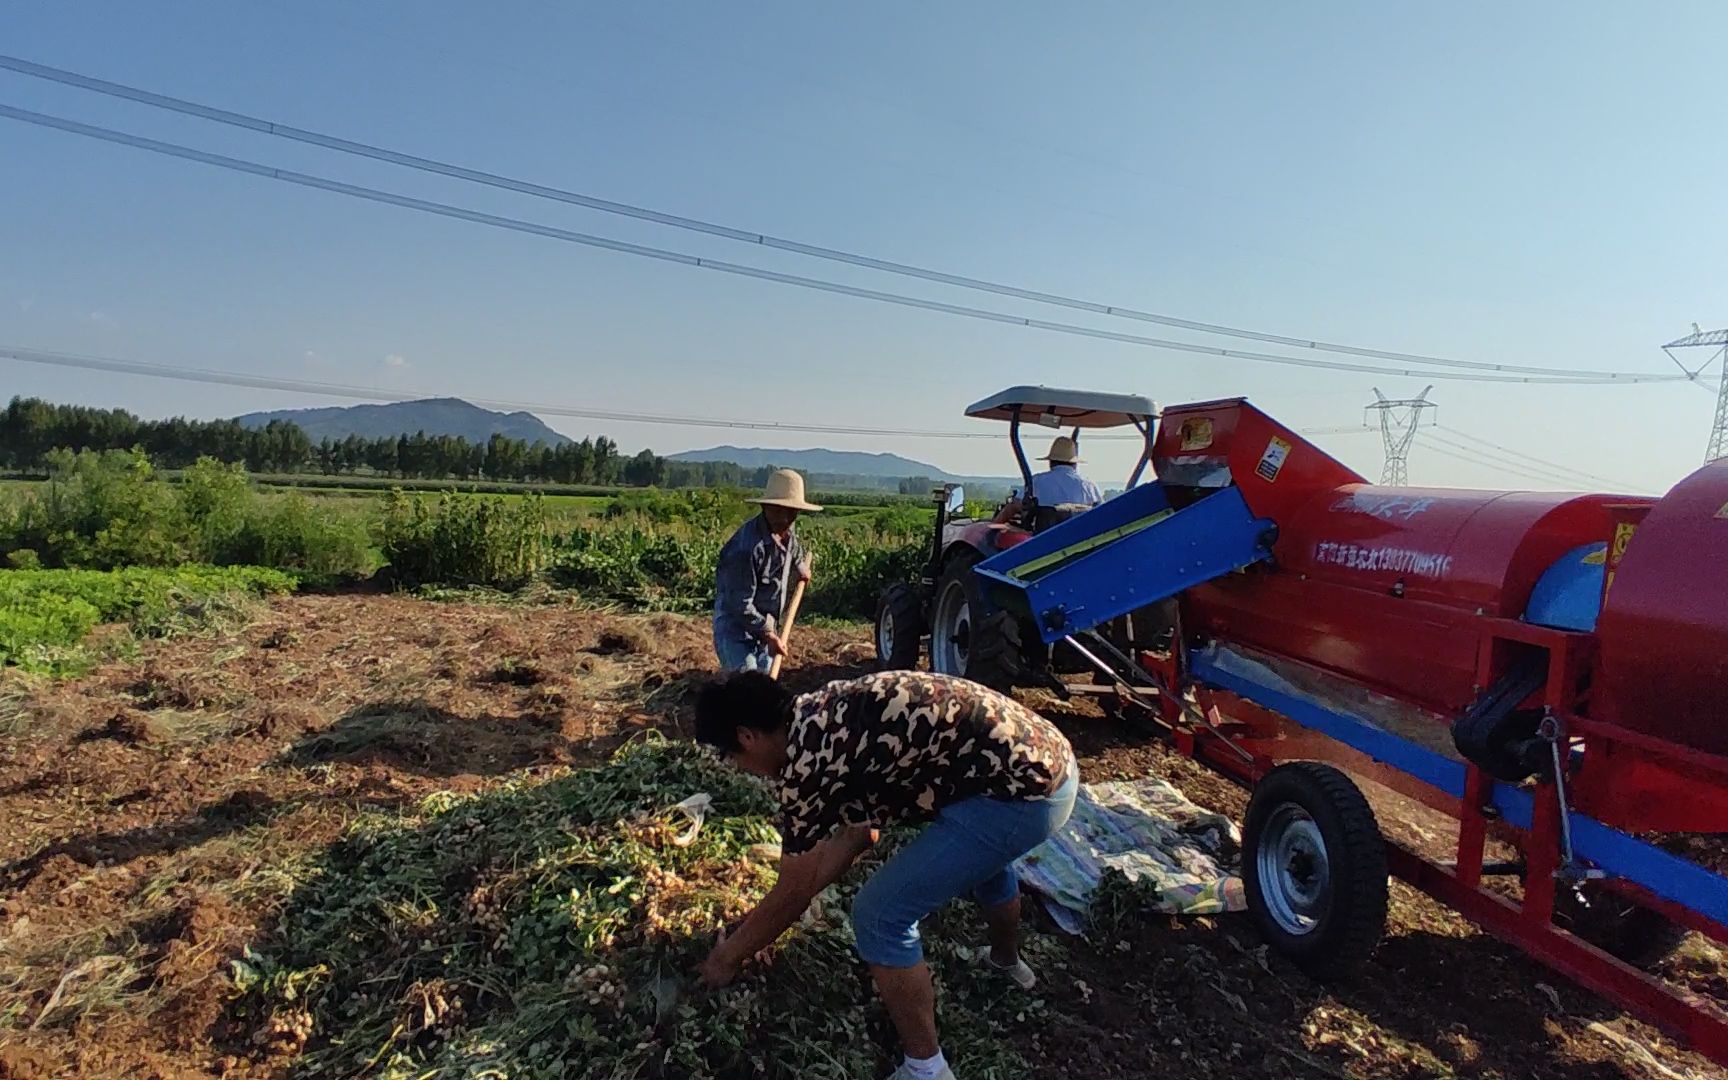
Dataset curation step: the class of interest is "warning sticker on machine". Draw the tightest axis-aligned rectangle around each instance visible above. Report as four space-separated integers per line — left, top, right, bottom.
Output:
1604 520 1639 596
1179 418 1214 451
1255 436 1291 483
1717 500 1728 520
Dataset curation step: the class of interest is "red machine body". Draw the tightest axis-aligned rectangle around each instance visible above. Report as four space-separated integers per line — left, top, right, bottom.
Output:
1151 398 1728 831
1130 397 1728 1063
1595 463 1728 755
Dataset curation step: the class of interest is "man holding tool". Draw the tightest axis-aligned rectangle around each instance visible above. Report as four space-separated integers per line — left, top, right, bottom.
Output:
712 469 818 673
694 669 1078 1080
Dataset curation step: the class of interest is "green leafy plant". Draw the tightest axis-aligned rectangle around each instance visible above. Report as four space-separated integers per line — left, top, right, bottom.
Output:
381 490 551 590
0 452 376 580
0 566 295 673
238 736 1032 1079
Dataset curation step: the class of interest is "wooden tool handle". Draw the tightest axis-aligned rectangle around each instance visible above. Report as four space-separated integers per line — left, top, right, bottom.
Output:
769 576 808 680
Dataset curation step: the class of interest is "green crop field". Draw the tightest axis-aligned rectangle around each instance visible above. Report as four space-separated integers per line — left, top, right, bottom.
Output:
0 453 928 672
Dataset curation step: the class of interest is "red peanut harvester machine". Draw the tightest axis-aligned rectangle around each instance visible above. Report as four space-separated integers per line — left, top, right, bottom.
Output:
966 394 1728 1061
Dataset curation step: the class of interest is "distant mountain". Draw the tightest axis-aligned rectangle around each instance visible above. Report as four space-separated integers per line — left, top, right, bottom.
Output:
670 445 962 481
235 398 570 446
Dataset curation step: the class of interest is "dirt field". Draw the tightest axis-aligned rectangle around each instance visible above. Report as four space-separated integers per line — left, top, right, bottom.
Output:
0 594 1722 1078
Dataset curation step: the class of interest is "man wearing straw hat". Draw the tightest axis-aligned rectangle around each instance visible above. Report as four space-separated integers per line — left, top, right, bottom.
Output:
993 435 1102 523
713 468 821 672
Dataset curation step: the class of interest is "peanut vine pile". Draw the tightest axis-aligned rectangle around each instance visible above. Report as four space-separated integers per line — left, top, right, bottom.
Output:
236 736 1037 1079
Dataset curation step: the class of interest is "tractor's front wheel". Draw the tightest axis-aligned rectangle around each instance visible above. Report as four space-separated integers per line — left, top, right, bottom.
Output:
1244 762 1389 979
875 583 925 671
929 551 1021 691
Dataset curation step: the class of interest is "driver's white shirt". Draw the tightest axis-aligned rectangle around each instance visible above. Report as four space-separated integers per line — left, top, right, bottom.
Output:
1032 467 1102 507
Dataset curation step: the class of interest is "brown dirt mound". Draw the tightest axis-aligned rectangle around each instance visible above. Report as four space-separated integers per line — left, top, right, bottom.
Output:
235 701 322 740
591 627 656 656
100 709 169 746
128 666 220 711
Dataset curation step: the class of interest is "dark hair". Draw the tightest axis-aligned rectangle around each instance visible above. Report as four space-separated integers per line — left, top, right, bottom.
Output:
693 672 793 753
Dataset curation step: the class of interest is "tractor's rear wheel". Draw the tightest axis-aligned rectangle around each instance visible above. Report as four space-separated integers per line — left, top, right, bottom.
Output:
874 582 925 671
929 551 1022 691
1244 762 1389 979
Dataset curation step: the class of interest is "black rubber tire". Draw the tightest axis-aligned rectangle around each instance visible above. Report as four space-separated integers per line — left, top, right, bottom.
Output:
967 609 1026 692
929 551 981 681
1243 762 1389 979
874 582 925 671
1554 889 1690 969
929 551 1023 691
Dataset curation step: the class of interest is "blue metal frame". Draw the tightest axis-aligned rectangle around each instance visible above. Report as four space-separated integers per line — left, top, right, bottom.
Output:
975 485 1275 644
1190 648 1728 929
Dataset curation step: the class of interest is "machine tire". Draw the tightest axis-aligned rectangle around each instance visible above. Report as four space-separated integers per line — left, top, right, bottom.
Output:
967 609 1026 692
929 551 983 680
928 550 1023 691
1554 888 1690 969
1244 762 1389 979
874 583 925 671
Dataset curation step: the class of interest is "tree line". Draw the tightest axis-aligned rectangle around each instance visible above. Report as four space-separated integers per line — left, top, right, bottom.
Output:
0 397 795 489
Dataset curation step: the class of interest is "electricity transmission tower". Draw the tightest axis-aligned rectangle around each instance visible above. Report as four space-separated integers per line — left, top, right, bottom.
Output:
1366 386 1436 485
1663 326 1728 463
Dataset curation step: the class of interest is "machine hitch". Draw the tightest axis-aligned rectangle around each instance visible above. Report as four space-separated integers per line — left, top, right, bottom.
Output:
1541 712 1605 886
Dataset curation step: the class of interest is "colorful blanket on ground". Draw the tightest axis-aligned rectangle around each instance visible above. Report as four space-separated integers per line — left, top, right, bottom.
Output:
1014 776 1247 934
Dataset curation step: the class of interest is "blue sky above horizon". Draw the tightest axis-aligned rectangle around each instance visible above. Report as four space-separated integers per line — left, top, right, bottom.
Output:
2 2 1724 492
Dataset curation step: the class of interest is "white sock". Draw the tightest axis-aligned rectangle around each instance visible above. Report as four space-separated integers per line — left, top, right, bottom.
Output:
902 1050 949 1079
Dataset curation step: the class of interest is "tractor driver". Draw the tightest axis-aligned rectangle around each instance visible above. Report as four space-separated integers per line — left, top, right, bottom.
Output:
695 669 1077 1080
993 435 1102 524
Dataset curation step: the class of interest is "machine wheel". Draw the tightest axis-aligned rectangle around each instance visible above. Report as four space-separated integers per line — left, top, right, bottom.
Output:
1554 888 1690 969
968 609 1026 691
929 552 982 679
1244 762 1389 979
929 551 1022 691
874 583 925 671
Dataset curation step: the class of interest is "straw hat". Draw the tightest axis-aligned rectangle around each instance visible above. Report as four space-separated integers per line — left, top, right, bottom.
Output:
1041 436 1082 464
749 469 824 512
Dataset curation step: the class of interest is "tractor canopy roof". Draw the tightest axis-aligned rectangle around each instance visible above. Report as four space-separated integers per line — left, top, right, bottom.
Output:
965 385 1158 428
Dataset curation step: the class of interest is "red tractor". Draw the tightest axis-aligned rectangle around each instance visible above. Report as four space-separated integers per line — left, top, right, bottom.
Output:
874 385 1161 692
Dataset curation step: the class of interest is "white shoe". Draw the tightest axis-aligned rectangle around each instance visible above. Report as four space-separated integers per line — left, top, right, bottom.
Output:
888 1064 956 1080
968 945 1036 990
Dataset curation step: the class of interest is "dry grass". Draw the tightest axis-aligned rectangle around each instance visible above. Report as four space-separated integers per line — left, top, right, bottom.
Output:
0 921 150 1033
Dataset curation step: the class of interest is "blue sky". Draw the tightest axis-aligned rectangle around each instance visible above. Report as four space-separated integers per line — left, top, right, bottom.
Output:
2 2 1724 492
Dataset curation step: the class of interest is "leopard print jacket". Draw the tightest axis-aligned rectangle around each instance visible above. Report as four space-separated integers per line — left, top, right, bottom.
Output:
776 671 1075 855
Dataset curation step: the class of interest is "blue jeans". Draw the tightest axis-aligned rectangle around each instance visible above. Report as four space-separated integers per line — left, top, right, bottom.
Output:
713 618 772 673
851 767 1079 968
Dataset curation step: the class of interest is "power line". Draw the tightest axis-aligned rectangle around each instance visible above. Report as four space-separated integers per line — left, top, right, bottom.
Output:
1411 436 1605 489
0 53 1694 387
0 345 1037 440
1413 431 1651 491
1419 431 1607 488
1431 423 1634 490
0 343 1379 448
1422 429 1636 491
0 103 1691 390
